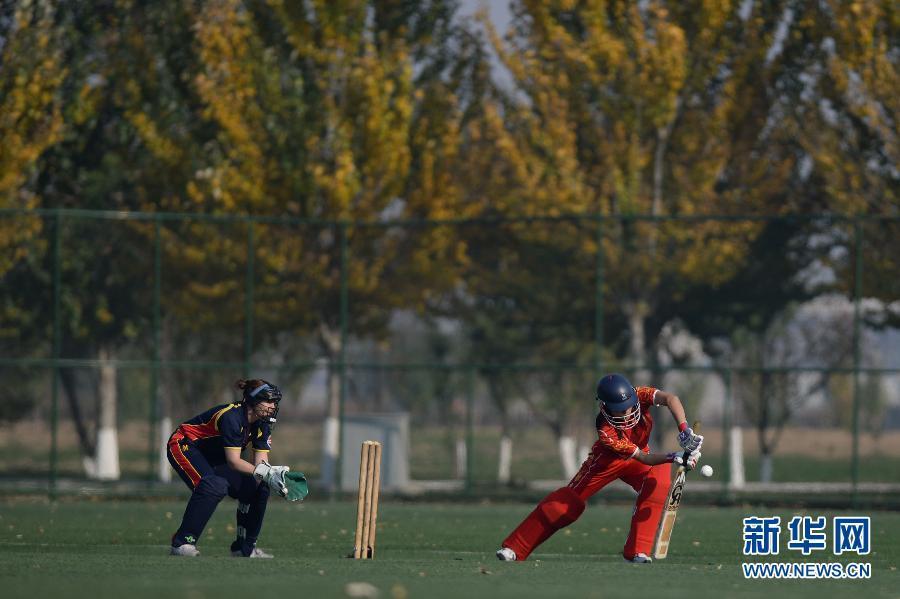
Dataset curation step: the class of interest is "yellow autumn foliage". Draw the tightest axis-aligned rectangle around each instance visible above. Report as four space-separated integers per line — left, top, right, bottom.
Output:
0 0 65 275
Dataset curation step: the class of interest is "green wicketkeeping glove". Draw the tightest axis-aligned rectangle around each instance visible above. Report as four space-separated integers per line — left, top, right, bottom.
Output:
283 471 309 502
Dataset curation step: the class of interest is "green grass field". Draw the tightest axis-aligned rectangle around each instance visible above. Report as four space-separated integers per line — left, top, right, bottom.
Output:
1 499 897 598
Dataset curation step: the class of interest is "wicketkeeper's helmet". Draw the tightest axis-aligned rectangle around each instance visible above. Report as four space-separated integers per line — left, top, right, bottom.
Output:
596 373 641 430
242 381 282 426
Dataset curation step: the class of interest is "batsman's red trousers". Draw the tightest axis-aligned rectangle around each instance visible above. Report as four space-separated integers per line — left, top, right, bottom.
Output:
502 447 671 560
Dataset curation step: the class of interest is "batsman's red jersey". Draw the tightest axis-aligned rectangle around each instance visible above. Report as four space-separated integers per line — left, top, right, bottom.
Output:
567 386 658 494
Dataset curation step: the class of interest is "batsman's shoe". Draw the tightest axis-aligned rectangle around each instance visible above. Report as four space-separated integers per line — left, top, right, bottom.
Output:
170 544 200 557
625 553 652 564
232 547 274 558
496 547 517 561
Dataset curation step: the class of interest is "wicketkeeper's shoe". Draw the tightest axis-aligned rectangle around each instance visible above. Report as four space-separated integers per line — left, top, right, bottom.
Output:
496 547 517 561
170 544 200 557
625 553 652 563
231 547 274 558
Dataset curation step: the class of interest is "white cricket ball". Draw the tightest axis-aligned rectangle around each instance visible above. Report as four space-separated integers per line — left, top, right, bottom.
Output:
700 464 714 477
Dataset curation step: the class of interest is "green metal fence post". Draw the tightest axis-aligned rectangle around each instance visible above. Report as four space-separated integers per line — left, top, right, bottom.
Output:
594 217 604 372
466 366 475 494
851 218 863 507
147 217 162 482
336 222 349 494
721 367 732 501
49 210 62 499
244 219 255 377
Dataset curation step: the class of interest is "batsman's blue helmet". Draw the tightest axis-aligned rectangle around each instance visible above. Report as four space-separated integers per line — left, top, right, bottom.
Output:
596 373 641 429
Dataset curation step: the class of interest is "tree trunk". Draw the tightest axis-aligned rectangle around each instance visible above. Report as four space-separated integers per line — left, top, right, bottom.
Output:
757 372 773 483
321 360 341 490
60 368 95 458
439 389 464 480
759 452 773 483
455 437 467 480
158 415 172 483
486 375 513 485
87 346 120 480
578 442 590 466
558 435 578 479
728 426 746 489
625 301 649 367
319 324 342 491
497 434 513 484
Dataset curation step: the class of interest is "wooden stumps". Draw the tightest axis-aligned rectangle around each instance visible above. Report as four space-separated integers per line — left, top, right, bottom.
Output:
353 440 382 559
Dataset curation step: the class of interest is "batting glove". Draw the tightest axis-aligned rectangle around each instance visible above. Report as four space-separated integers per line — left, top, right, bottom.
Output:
253 461 291 497
677 425 703 452
671 449 702 471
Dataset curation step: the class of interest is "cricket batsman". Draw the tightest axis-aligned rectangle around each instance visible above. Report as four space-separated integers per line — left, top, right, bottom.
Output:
496 373 703 563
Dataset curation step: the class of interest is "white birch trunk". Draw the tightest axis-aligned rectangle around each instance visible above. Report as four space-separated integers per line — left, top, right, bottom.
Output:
319 326 342 491
321 416 340 490
627 306 647 366
497 435 512 484
728 426 745 489
558 436 578 479
93 350 120 480
455 438 467 480
159 416 173 482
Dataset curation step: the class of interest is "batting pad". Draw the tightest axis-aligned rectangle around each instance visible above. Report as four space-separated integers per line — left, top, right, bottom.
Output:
284 472 309 501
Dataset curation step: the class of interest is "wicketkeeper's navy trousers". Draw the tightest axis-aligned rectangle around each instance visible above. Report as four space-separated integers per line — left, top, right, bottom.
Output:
167 433 269 556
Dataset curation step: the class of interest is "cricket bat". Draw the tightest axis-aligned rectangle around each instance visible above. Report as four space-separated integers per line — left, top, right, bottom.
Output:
652 420 700 560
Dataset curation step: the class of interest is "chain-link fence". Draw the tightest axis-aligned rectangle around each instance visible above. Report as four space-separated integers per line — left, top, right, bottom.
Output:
1 210 898 503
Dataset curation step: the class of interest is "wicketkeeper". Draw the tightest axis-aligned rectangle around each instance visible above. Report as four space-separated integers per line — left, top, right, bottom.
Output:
167 378 308 558
496 373 702 563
